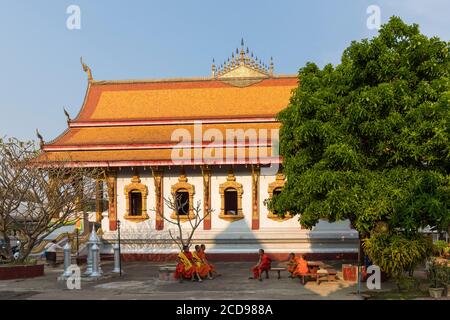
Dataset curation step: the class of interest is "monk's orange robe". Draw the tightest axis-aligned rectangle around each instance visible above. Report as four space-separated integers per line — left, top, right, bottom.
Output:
192 251 210 278
198 250 215 273
287 258 297 274
252 254 271 278
174 251 196 280
292 257 309 277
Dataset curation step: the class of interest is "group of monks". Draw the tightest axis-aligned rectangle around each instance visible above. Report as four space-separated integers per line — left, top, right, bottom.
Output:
175 246 310 282
249 250 310 281
174 244 216 282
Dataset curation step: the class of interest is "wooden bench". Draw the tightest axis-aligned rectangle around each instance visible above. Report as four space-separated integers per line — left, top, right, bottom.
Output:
158 265 177 281
270 267 286 279
316 269 338 285
299 272 318 285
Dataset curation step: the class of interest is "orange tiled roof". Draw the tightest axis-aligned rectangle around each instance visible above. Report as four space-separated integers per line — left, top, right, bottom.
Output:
42 75 297 166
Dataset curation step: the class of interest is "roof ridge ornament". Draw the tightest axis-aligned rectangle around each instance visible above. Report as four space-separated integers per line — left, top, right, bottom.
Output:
36 129 44 149
80 56 93 82
63 107 71 125
213 39 274 81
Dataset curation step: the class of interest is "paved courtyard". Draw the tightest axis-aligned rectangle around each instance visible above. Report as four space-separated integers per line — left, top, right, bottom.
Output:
0 261 365 300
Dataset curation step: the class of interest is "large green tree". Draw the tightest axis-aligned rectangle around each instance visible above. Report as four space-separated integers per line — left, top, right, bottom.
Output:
271 17 450 244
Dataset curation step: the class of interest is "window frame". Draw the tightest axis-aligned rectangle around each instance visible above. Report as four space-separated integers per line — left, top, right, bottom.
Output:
170 174 195 221
124 175 149 222
267 172 292 221
219 170 244 221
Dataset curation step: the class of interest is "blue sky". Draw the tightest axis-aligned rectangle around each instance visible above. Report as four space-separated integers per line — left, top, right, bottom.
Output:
0 0 449 141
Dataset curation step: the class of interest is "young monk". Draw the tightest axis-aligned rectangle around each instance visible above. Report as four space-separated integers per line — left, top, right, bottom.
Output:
174 245 202 282
288 253 309 278
192 245 213 280
200 244 217 277
249 249 272 281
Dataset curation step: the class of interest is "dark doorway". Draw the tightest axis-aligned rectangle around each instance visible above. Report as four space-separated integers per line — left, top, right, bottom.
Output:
224 188 238 215
176 191 189 215
130 191 142 216
273 188 282 214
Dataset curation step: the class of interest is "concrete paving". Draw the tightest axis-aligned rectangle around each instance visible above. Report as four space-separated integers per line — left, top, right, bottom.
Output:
0 261 363 300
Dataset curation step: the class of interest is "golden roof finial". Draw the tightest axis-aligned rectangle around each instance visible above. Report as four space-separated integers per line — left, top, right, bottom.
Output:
63 107 71 125
211 58 216 78
36 129 44 149
80 56 93 82
269 56 274 77
213 40 273 78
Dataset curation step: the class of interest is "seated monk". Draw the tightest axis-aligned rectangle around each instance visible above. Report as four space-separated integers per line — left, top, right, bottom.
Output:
174 245 202 282
290 253 309 278
200 244 217 277
249 249 272 281
192 245 213 280
287 252 298 276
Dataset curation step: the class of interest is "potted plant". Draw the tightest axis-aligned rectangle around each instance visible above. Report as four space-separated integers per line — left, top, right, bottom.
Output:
427 258 448 298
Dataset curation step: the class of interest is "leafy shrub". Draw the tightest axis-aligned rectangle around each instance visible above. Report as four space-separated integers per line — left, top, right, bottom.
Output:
396 275 420 292
362 233 432 278
433 240 449 257
427 258 449 288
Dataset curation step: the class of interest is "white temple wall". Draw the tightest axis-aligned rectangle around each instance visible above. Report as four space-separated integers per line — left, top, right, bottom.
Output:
100 166 358 255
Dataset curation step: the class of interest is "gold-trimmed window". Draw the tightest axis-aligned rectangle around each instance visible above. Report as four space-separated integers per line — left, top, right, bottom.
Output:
267 172 292 221
219 170 244 221
170 173 195 221
124 175 149 222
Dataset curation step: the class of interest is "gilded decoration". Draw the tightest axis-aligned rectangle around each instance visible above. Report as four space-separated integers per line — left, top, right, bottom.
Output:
267 172 292 221
170 171 195 221
201 166 212 225
219 169 244 221
124 175 149 222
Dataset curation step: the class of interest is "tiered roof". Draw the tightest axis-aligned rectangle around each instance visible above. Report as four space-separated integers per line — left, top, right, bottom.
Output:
40 41 298 167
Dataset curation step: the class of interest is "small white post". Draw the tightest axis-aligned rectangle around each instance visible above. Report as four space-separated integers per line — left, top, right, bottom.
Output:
90 244 101 278
62 242 72 278
112 243 121 273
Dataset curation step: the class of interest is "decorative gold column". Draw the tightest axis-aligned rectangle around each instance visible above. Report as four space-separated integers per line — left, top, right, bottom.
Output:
152 167 164 230
201 166 212 230
251 165 260 230
73 177 89 235
106 170 117 231
49 174 60 219
95 179 104 223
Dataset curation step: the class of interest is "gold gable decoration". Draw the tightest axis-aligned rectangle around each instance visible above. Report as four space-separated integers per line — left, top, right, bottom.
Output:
212 38 274 87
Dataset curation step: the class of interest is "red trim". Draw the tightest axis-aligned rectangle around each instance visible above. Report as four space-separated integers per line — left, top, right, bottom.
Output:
252 218 259 230
203 219 211 230
109 220 117 231
42 157 282 168
70 117 277 128
43 141 274 152
0 264 44 280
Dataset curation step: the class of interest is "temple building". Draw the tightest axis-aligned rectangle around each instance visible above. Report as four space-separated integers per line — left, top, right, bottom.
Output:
40 41 358 260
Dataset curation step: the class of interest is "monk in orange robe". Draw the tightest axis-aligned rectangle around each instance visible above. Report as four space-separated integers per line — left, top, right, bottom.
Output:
200 244 217 277
174 245 202 282
192 245 213 279
287 253 309 278
250 249 272 281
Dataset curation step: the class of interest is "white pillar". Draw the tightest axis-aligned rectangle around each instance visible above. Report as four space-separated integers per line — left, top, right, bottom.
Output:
90 244 101 278
62 242 72 278
112 243 121 273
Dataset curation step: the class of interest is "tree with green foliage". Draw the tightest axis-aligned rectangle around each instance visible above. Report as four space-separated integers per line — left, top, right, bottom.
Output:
269 17 450 276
